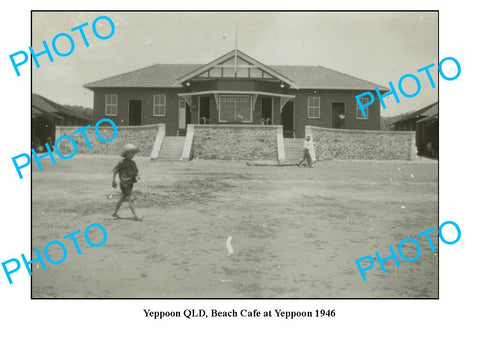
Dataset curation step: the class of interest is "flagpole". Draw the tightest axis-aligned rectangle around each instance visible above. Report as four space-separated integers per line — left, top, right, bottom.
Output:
234 24 237 77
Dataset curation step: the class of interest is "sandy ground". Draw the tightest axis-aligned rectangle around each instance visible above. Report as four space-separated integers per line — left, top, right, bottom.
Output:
32 155 438 298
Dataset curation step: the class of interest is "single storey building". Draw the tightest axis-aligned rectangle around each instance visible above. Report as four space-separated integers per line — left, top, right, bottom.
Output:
390 101 438 158
84 49 388 138
391 102 438 132
415 103 438 158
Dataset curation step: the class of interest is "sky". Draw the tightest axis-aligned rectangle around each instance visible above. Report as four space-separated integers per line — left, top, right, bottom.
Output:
31 11 438 117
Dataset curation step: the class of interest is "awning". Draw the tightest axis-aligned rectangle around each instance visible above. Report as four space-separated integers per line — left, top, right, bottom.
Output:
178 90 295 111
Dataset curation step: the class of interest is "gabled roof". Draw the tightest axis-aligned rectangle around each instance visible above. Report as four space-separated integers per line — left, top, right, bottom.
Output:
175 49 298 89
32 94 90 122
84 50 389 92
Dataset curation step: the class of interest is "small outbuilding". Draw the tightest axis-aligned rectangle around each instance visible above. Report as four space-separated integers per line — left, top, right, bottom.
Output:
391 102 438 132
32 94 90 151
416 106 438 158
391 102 438 159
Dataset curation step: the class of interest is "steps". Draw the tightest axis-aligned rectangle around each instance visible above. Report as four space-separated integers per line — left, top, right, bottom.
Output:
156 137 308 163
157 136 185 161
283 138 304 164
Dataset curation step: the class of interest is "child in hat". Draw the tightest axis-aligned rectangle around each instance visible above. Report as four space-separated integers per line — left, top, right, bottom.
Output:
112 144 143 221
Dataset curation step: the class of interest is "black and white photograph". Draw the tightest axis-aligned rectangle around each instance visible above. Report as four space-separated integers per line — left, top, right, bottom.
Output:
29 11 440 298
5 0 480 338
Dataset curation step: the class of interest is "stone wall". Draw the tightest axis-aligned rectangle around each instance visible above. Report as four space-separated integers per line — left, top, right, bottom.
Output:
55 124 163 156
192 125 279 161
307 126 416 160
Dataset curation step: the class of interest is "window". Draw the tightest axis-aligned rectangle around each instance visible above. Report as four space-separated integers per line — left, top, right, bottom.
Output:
356 97 369 119
153 94 166 116
219 95 252 123
307 96 321 118
105 94 117 116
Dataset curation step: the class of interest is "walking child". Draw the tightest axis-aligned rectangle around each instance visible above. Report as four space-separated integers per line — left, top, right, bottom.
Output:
112 144 143 221
297 135 313 168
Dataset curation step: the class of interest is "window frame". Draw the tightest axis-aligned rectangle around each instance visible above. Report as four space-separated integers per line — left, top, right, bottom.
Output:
356 97 369 120
218 95 253 123
153 94 166 117
105 94 118 116
307 96 321 119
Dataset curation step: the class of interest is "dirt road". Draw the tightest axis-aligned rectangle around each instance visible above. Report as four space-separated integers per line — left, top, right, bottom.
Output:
32 156 438 298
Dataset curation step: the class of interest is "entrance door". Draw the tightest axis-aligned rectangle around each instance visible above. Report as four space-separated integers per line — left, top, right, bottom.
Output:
178 99 191 133
332 103 345 129
129 100 142 126
281 101 294 138
261 97 273 125
199 96 210 124
179 99 186 129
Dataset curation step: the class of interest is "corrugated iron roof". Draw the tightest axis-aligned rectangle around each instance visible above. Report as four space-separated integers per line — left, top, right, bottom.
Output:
392 102 438 125
84 62 389 91
274 65 388 91
417 106 438 124
33 94 60 114
32 105 64 120
418 103 438 119
84 64 200 89
32 94 90 122
417 114 438 124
